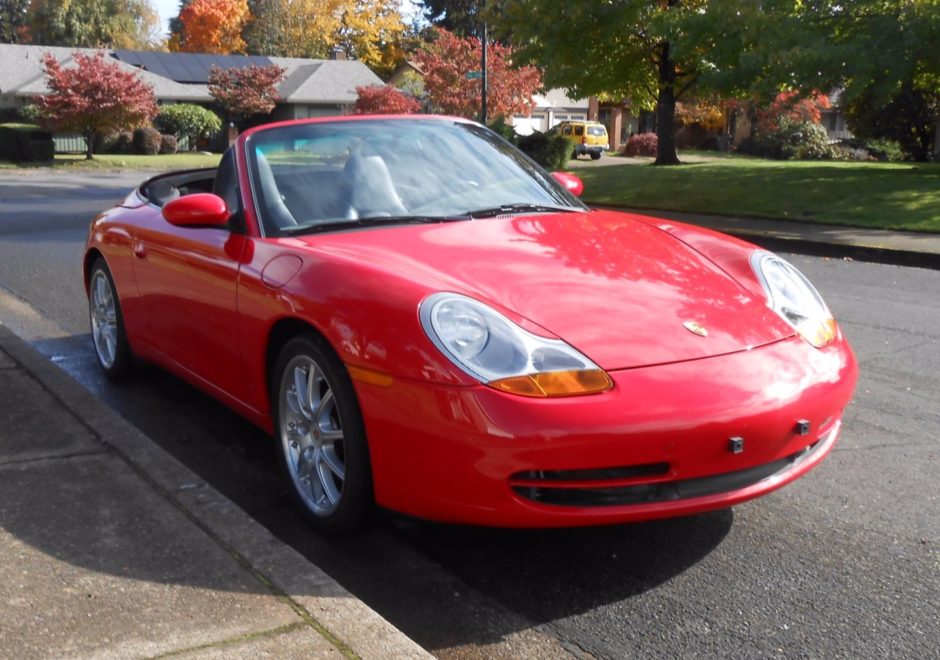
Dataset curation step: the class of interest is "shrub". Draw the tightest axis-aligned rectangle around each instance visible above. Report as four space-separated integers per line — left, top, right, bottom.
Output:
739 118 835 160
855 138 905 162
159 134 179 154
154 104 222 150
98 131 134 154
132 127 162 155
622 133 658 157
487 116 516 142
515 130 573 170
0 123 54 162
18 104 42 123
353 85 421 114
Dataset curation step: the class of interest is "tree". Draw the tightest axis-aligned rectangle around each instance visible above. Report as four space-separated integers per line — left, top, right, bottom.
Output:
845 84 939 161
806 0 940 161
26 0 161 48
354 85 420 114
243 0 338 58
497 0 779 165
154 103 222 150
416 0 482 38
243 0 408 76
169 0 249 54
208 64 285 121
168 0 194 46
412 28 541 120
675 97 726 132
334 0 407 78
0 0 29 43
33 51 158 159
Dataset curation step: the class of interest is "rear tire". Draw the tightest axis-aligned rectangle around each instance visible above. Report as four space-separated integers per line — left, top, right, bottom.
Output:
272 334 372 534
88 258 134 380
590 151 602 160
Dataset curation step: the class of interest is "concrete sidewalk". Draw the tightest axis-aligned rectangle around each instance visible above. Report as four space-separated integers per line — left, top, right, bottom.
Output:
0 323 429 659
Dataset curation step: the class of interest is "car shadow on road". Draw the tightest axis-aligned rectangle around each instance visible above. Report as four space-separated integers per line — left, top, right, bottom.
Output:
392 511 732 634
23 333 734 653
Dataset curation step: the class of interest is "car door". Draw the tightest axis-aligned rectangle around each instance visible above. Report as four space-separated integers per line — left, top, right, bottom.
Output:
131 153 253 404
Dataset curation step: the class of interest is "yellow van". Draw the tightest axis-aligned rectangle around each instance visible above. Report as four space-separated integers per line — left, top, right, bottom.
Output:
555 120 609 160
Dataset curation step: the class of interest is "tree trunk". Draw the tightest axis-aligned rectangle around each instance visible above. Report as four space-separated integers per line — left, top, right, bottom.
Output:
85 131 94 160
654 41 680 166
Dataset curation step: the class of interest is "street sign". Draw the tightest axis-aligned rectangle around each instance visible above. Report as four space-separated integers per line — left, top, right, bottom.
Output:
466 71 482 80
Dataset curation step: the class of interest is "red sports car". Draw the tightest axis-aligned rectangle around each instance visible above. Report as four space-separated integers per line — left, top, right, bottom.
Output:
84 115 858 533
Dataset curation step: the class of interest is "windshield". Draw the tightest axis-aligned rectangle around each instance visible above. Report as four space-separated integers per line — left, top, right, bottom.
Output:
245 118 587 237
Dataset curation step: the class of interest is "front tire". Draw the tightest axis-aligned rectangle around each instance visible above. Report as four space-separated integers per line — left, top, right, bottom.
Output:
272 335 372 534
590 151 602 160
88 258 134 380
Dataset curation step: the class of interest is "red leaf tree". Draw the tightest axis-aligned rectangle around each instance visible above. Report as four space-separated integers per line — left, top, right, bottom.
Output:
756 90 831 132
208 64 286 122
354 85 421 115
413 28 542 120
34 51 158 160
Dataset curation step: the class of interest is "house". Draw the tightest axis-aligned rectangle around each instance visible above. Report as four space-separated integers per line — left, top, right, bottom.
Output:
509 90 641 152
509 89 590 136
0 44 384 121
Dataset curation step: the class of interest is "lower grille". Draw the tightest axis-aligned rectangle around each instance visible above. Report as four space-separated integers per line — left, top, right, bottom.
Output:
512 438 824 508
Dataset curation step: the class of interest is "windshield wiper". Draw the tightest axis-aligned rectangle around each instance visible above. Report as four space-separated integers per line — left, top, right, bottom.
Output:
281 214 468 236
465 203 579 219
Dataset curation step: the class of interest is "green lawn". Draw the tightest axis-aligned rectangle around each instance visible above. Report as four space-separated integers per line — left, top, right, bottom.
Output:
575 157 940 232
0 152 222 171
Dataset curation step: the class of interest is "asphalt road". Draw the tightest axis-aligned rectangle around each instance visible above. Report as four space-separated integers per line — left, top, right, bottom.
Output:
1 170 938 658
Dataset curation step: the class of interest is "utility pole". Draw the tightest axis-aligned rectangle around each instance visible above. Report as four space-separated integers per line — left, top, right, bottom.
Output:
480 1 488 123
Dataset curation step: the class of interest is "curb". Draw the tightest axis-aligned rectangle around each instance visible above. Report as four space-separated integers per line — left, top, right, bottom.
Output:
0 322 431 660
592 205 940 271
717 230 940 271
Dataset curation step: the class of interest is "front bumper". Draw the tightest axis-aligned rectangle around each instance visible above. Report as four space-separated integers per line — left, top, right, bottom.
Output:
574 143 608 154
353 335 857 527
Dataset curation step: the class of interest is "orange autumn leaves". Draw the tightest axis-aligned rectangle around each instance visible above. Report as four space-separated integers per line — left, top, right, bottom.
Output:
167 0 406 76
169 0 249 55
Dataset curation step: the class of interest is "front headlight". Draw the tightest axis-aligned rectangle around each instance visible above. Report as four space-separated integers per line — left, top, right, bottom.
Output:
420 292 612 397
751 252 836 348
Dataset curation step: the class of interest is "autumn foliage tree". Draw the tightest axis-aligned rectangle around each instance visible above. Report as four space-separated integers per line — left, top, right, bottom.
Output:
354 85 420 115
243 0 406 77
756 91 831 132
675 97 727 132
34 51 157 159
413 28 541 120
170 0 249 54
208 64 285 121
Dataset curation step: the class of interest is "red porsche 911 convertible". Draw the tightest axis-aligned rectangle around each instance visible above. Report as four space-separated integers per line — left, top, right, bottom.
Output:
84 115 857 533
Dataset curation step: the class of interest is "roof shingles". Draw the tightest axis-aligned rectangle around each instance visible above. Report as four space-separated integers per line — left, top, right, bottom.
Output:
0 44 383 107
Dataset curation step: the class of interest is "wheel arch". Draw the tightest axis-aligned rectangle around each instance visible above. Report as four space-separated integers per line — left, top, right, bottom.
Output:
83 248 105 294
264 316 343 408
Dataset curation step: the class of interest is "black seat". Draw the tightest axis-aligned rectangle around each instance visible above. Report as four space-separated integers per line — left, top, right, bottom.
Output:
212 148 239 215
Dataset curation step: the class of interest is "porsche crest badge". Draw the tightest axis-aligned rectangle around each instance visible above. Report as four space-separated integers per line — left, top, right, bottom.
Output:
683 320 708 337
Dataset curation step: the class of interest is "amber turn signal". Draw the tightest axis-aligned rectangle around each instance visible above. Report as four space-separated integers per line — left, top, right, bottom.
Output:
347 364 394 387
489 369 613 397
798 318 838 348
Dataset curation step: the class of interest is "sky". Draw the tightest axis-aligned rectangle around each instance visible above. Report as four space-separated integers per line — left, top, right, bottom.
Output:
151 0 422 37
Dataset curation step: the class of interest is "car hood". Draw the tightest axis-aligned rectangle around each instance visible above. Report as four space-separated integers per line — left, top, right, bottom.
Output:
294 209 792 370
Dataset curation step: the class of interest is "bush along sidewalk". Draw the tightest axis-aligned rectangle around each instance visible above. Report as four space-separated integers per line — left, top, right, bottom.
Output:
0 123 55 162
489 116 573 170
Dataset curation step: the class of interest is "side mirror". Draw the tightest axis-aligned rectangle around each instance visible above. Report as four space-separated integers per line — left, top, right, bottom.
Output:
163 193 230 228
551 171 584 197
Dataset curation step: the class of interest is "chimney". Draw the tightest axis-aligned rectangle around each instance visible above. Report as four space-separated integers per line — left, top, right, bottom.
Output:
330 46 346 61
